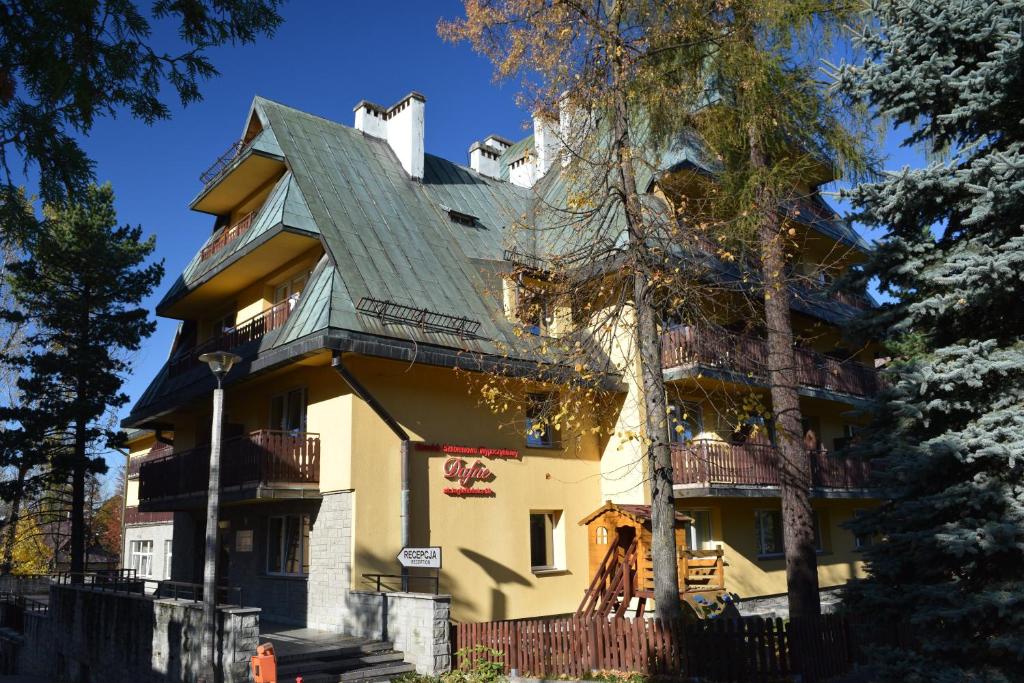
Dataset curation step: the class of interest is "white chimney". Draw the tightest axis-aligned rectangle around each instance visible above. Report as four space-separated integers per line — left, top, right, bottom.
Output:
508 152 537 188
353 100 387 139
385 92 426 180
469 142 501 179
533 113 559 178
353 91 426 180
483 134 512 153
559 95 591 168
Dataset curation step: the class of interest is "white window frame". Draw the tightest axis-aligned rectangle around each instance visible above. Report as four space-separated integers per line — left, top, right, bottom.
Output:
529 510 566 573
266 514 310 577
163 539 173 580
272 273 309 309
129 540 154 578
680 509 714 550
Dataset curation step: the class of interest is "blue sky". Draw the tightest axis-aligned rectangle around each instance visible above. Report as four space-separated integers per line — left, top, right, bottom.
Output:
61 2 921 476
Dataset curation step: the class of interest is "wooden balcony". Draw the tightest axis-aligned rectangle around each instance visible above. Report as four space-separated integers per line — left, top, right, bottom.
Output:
199 139 252 187
138 430 320 505
127 443 174 478
670 440 872 491
167 298 296 377
123 507 174 525
661 324 881 398
198 211 255 262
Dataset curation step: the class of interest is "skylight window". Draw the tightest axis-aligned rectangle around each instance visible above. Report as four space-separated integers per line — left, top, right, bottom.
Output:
440 204 479 227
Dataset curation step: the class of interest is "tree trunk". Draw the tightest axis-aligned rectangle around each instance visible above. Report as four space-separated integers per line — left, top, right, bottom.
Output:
70 420 86 578
1 463 29 573
608 62 682 620
750 128 820 619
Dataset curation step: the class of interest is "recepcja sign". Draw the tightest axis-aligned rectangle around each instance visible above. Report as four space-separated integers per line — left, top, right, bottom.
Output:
397 546 442 569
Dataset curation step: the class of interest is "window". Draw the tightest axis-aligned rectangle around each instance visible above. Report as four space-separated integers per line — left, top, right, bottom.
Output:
129 540 154 578
680 510 713 550
529 511 564 571
212 311 236 337
801 416 821 451
525 393 557 448
756 510 823 557
669 402 703 443
273 273 309 310
270 388 307 434
732 414 776 446
163 539 173 579
834 424 859 452
267 514 311 576
519 292 550 336
595 526 609 545
852 509 874 550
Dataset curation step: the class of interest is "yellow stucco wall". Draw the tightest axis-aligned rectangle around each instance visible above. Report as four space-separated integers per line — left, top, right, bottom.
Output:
339 357 603 622
157 352 877 622
680 496 873 598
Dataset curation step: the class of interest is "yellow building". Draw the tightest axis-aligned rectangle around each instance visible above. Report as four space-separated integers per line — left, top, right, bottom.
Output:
124 93 881 628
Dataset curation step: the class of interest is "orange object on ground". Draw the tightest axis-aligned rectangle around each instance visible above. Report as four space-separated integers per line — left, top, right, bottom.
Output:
250 642 277 683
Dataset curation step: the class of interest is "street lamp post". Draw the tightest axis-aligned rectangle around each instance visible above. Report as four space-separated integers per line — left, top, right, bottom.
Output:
198 351 241 683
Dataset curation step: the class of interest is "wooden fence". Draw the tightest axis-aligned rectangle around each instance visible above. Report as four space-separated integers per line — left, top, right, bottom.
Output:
454 613 855 682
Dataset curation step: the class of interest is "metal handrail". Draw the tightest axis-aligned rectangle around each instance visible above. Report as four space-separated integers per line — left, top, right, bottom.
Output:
361 573 440 595
199 139 251 186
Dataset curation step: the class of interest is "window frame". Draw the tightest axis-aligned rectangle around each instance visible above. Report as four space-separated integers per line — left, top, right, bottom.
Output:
266 513 311 577
129 539 154 578
529 509 566 574
668 402 703 444
680 509 714 550
270 386 308 434
163 539 173 580
755 509 825 559
852 509 874 550
525 392 558 449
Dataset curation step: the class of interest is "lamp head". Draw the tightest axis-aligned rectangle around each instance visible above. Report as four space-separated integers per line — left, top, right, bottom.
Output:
198 351 242 381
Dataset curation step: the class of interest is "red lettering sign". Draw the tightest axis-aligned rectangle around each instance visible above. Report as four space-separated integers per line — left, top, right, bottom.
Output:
416 443 520 459
443 457 493 487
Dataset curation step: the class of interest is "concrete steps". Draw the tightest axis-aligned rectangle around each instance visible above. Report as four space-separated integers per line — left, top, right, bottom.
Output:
274 640 414 682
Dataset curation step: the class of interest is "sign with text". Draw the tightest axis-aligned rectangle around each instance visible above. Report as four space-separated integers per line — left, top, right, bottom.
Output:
397 546 442 569
415 443 520 459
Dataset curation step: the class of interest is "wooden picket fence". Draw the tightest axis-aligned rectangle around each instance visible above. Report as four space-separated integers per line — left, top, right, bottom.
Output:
454 613 856 682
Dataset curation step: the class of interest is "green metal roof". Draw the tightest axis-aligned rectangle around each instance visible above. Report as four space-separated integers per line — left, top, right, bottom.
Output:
126 95 871 424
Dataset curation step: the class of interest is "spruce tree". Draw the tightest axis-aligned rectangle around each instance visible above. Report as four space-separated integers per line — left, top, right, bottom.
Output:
1 183 163 576
836 2 1024 679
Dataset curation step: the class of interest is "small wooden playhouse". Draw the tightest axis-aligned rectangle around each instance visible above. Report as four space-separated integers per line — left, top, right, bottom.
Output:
577 501 726 618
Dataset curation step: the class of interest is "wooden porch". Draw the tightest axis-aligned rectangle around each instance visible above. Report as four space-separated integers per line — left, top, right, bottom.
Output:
577 503 725 619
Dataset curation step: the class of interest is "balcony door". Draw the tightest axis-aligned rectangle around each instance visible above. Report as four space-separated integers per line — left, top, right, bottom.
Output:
273 273 308 311
270 388 307 434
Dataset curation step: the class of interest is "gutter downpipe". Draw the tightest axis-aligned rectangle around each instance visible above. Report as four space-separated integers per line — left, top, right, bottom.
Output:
331 352 411 592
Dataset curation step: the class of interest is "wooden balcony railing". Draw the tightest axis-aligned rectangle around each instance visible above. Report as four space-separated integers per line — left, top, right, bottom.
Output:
199 139 251 186
167 298 297 377
127 443 174 478
661 324 881 397
123 507 174 525
199 211 255 262
138 430 320 503
670 440 872 490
